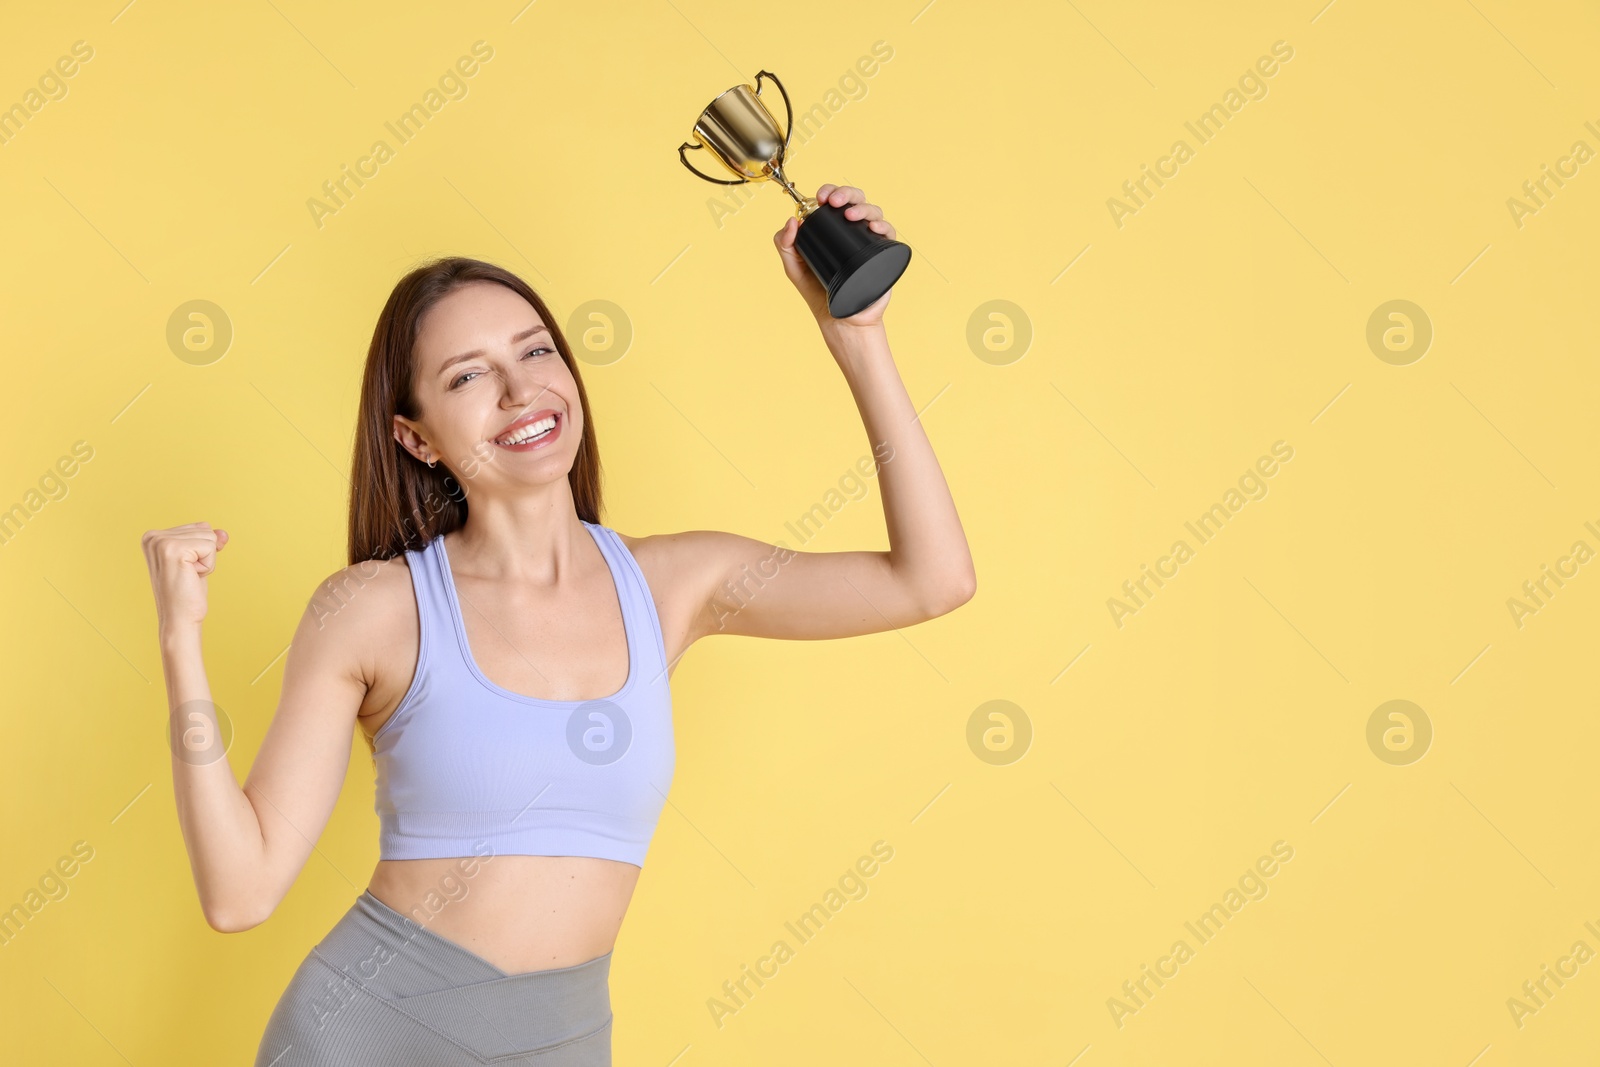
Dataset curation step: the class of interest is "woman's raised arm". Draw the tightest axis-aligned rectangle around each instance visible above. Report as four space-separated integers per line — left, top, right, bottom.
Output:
143 523 372 931
655 184 976 646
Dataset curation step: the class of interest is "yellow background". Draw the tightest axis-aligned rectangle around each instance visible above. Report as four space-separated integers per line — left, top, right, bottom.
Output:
2 0 1598 1063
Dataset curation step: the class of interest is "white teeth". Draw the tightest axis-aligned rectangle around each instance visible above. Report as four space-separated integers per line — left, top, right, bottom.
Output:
497 416 556 445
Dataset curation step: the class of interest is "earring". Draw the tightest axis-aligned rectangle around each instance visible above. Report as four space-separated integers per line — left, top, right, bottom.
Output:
427 457 437 468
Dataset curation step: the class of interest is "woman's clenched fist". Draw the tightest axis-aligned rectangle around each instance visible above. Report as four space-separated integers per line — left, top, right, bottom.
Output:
142 522 229 633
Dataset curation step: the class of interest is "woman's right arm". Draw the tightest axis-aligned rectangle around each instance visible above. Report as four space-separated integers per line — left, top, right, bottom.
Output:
144 522 371 932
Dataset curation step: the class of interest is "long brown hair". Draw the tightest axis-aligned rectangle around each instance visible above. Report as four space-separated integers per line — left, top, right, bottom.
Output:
346 257 603 566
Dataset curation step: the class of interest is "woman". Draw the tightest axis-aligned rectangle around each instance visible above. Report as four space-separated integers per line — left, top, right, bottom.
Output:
143 184 975 1065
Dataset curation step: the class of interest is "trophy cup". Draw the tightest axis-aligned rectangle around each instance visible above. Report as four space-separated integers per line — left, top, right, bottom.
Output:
678 70 912 319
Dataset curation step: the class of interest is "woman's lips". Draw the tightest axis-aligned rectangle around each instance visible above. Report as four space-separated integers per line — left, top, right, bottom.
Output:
494 412 563 452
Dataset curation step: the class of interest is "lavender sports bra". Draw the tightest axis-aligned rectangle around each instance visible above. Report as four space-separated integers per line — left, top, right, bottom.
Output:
372 521 675 867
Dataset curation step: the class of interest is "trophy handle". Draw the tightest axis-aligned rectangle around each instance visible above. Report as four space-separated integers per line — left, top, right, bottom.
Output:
754 70 794 154
678 141 748 186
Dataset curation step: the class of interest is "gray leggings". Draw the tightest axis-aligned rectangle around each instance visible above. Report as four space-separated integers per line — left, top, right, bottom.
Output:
254 890 613 1066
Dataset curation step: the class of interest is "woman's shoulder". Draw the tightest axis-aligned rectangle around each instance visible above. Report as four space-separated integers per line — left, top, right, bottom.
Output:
303 551 422 650
606 527 776 598
606 527 699 596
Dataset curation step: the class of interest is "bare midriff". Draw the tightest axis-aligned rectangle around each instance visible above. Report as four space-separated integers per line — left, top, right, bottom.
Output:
365 854 641 974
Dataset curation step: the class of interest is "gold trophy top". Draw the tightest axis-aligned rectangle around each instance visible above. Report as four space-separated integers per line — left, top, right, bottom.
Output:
678 70 819 218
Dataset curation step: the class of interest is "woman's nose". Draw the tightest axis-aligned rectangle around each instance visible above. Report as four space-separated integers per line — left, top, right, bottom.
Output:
506 374 553 409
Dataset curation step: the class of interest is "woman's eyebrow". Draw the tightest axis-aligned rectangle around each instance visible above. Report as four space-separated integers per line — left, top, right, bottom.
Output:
439 325 551 374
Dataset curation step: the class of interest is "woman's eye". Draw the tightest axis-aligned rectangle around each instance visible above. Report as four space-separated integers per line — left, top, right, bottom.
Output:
452 347 554 387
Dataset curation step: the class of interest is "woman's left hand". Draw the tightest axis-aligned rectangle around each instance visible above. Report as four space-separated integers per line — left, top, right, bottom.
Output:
774 184 898 329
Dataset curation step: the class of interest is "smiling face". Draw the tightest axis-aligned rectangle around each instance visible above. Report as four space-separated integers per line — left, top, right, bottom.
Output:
394 280 583 493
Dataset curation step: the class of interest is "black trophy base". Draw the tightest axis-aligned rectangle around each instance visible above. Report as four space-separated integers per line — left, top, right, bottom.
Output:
793 203 913 319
